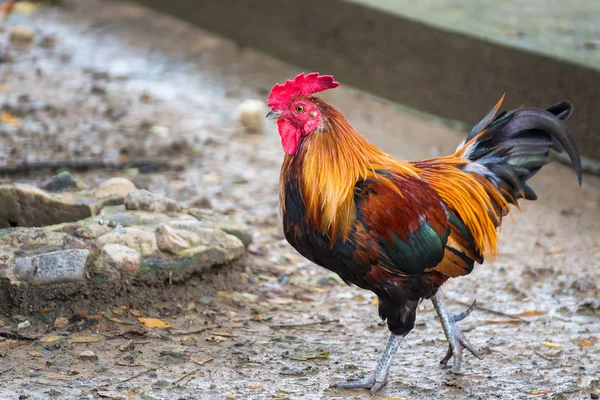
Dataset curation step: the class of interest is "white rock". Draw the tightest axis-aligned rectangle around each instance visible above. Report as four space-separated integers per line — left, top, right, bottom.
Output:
236 99 266 134
102 244 142 276
93 178 137 200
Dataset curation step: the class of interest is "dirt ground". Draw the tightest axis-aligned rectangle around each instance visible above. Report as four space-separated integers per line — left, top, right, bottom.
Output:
0 1 599 399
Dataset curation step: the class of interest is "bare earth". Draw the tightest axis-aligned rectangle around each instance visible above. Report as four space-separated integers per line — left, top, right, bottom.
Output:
0 1 599 399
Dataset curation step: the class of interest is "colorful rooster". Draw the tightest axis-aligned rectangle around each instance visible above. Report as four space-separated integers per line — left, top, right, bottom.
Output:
267 73 582 393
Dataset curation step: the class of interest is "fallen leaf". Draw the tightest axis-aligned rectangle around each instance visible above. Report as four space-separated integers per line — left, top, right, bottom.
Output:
289 351 329 361
515 310 546 317
371 298 379 306
106 317 124 324
571 339 595 347
129 310 142 317
68 334 104 343
483 318 520 324
527 389 555 395
541 341 565 348
138 318 170 329
248 383 263 390
0 112 21 127
39 334 64 343
192 355 213 365
211 332 235 338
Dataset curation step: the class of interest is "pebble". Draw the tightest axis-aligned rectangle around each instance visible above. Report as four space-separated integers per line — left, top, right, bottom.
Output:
124 189 182 213
53 317 68 329
93 177 137 200
9 26 36 43
38 171 79 193
101 244 142 275
79 350 98 361
236 99 267 134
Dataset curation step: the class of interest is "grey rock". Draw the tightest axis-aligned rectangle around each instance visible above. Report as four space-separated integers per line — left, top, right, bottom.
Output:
124 190 182 213
0 184 94 228
101 244 141 276
14 249 89 285
38 172 79 193
188 208 251 246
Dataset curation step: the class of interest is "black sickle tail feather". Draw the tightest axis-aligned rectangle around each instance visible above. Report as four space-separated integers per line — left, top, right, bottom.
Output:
458 99 582 209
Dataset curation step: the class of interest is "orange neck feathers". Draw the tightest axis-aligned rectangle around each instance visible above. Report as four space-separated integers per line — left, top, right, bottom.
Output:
280 102 420 241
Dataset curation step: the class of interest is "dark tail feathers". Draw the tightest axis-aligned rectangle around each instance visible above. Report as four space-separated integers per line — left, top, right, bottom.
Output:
459 97 582 204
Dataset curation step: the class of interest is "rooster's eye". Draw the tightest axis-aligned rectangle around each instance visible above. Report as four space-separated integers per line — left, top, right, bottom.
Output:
294 105 305 114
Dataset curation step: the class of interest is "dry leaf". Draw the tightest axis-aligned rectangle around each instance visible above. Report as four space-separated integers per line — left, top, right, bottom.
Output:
68 334 104 343
0 112 21 127
484 318 520 324
541 341 565 348
45 372 72 381
527 389 555 395
129 310 142 317
371 298 379 306
138 318 170 329
106 317 124 324
39 334 63 343
571 339 594 347
211 332 235 338
248 383 263 390
515 310 546 317
192 355 214 365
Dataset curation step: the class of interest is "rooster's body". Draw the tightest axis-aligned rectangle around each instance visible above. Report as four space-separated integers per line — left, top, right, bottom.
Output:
267 73 582 393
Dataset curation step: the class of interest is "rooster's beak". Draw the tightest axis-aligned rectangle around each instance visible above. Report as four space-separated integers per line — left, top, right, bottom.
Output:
266 109 282 120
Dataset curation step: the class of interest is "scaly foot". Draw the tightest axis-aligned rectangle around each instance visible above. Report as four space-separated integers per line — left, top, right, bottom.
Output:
431 290 482 373
333 334 403 395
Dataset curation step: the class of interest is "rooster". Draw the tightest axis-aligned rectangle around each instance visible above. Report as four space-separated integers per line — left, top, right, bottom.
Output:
266 73 582 393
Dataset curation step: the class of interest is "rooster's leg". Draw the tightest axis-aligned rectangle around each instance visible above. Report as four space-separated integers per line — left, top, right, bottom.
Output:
334 333 403 394
431 290 481 373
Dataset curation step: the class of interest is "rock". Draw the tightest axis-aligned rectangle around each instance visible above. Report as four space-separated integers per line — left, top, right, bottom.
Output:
176 228 245 264
155 223 195 254
79 350 98 361
97 227 158 256
0 184 93 228
53 317 68 329
124 190 182 213
188 208 251 246
236 99 266 134
9 25 36 43
38 171 79 193
17 320 30 330
101 244 142 276
0 228 68 249
92 178 137 202
14 249 89 285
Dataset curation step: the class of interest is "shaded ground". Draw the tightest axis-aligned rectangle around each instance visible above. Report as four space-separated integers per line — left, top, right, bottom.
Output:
0 1 599 399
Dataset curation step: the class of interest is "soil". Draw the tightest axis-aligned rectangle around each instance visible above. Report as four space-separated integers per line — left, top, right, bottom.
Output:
0 1 599 399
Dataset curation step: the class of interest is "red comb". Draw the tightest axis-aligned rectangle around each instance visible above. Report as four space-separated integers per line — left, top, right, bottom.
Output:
268 72 339 109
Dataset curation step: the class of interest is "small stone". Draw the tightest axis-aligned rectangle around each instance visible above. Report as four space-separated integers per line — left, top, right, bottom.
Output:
79 350 98 361
38 35 56 48
188 208 251 246
53 317 68 329
236 99 266 134
92 178 137 201
9 25 36 43
156 223 195 254
124 189 182 213
97 227 158 256
17 320 31 330
14 249 89 285
38 171 79 193
101 244 142 276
